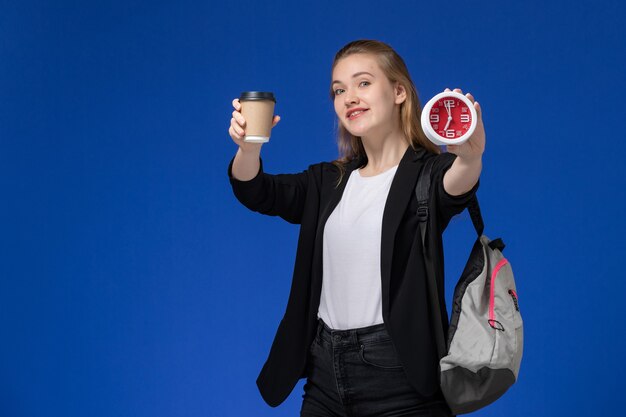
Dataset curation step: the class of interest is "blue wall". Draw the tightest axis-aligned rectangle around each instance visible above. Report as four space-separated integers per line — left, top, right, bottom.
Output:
2 0 625 415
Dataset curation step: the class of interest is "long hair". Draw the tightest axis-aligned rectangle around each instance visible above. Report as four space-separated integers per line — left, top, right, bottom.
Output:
329 39 440 187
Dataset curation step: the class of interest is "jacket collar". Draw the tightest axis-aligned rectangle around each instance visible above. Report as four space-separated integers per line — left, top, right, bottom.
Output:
348 143 425 168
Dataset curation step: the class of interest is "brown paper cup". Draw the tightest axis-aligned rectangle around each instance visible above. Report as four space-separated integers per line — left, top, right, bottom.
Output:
239 91 276 143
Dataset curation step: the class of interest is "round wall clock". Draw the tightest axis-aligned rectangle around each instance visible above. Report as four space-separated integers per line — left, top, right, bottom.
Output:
421 91 477 146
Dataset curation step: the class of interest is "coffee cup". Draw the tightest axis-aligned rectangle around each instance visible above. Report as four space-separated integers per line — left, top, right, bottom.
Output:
239 91 276 143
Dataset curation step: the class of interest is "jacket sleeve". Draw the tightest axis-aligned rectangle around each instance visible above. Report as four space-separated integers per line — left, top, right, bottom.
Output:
227 154 310 225
430 152 480 231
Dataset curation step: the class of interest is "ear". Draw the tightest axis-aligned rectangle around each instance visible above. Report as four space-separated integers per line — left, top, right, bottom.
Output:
394 82 407 105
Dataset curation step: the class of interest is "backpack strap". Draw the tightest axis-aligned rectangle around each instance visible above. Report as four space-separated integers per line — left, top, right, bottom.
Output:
418 158 485 238
468 196 484 237
415 156 447 360
415 157 433 226
488 237 506 251
415 156 485 359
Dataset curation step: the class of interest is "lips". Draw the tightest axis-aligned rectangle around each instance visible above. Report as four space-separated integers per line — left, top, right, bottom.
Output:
346 108 368 120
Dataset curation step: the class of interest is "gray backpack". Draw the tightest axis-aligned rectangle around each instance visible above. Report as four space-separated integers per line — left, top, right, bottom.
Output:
416 157 523 415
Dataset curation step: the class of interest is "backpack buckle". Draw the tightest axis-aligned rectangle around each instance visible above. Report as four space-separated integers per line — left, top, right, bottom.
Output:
417 204 428 221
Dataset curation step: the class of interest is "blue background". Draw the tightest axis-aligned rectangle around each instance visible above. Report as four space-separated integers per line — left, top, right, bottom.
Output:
2 0 625 416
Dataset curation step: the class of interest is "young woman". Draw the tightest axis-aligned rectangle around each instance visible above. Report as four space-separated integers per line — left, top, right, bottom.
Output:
227 39 485 417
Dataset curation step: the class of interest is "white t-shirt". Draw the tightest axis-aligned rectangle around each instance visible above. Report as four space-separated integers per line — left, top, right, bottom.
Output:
317 163 399 330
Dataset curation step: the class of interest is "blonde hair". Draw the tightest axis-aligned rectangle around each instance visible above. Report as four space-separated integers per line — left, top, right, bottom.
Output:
329 39 440 187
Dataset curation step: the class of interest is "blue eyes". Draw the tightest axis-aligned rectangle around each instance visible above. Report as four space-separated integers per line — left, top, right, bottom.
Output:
334 81 370 96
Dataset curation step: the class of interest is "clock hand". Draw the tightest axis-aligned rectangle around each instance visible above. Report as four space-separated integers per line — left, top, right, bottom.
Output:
444 102 452 130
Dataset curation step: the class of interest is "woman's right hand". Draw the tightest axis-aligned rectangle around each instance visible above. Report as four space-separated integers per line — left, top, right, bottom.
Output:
229 98 281 153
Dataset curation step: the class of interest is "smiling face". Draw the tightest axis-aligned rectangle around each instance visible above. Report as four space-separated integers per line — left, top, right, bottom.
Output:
331 53 406 141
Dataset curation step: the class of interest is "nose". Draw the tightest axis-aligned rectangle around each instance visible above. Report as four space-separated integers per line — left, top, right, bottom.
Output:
344 90 359 106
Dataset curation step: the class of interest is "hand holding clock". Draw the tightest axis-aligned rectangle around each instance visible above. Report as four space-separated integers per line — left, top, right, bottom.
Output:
442 88 485 162
421 88 484 195
421 87 485 162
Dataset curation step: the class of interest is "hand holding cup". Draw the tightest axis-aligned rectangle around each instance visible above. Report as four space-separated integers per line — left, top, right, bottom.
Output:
229 94 280 153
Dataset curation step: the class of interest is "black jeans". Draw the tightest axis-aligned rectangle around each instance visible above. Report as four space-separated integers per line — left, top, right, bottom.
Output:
300 318 453 417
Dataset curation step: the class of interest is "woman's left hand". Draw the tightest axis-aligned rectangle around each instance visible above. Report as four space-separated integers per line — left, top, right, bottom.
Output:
444 88 485 161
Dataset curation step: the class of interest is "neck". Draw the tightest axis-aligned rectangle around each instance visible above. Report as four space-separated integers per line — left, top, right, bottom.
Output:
360 128 409 174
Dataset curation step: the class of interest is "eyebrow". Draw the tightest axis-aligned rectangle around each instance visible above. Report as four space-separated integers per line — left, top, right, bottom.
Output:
331 71 375 86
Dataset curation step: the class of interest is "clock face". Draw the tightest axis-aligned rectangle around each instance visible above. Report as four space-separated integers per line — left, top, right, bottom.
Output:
421 91 478 146
427 96 473 140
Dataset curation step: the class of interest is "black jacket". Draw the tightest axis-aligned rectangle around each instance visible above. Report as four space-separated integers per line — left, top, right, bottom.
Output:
227 144 479 407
